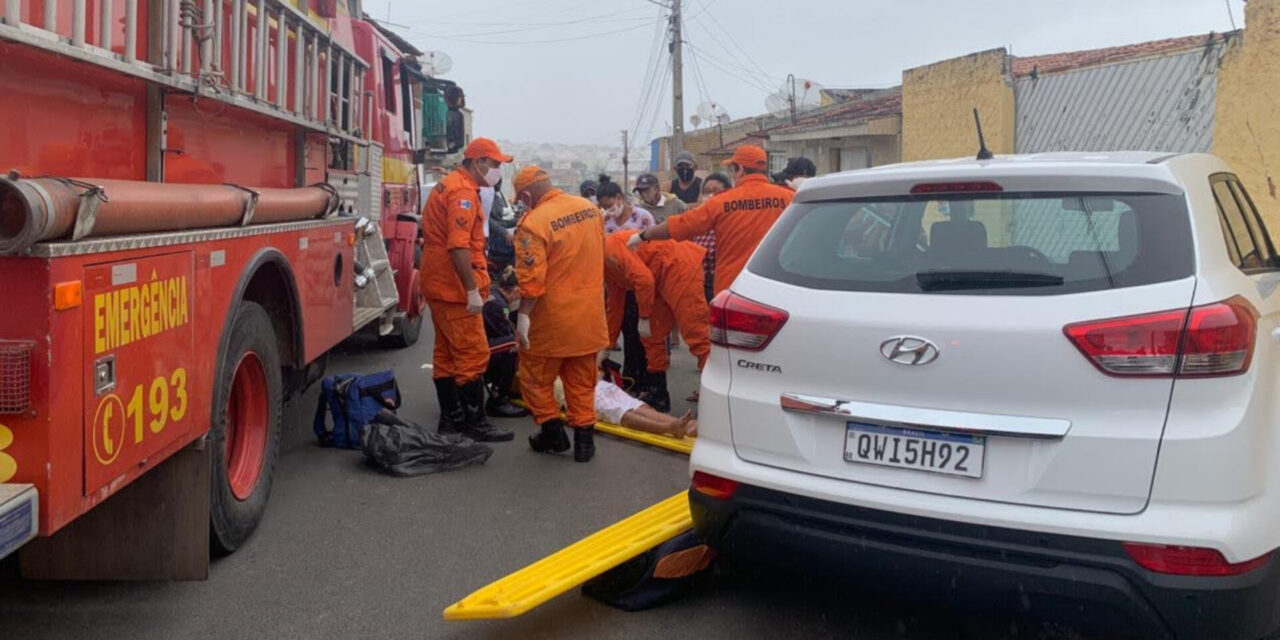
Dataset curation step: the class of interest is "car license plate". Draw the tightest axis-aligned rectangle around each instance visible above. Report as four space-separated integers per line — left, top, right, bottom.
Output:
844 422 985 478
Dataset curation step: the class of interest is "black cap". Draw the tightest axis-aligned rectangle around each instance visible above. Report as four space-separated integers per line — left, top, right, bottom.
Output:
633 173 659 191
579 180 599 197
773 156 817 183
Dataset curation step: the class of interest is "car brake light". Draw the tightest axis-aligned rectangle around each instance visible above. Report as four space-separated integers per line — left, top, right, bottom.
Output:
1063 296 1257 377
691 471 740 500
909 181 1003 194
1123 543 1272 576
709 291 788 351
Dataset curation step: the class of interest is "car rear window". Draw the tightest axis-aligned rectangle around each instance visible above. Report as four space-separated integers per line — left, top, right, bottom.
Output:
749 193 1193 295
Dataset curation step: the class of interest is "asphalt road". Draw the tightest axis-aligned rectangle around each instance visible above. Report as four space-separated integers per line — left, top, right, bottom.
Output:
0 326 1109 640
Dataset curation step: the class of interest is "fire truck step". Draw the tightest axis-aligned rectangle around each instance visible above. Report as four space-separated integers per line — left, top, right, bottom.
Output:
0 484 38 562
442 492 693 620
512 401 695 455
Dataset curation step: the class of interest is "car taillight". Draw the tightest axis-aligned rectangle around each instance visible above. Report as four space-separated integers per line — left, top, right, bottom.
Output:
1123 543 1272 576
1064 296 1257 377
709 292 788 351
691 471 740 500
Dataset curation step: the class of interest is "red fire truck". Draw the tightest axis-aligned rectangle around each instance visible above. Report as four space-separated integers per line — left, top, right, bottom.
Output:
0 0 458 576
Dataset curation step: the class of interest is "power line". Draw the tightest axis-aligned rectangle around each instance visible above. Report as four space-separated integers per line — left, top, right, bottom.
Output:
1225 0 1238 30
630 16 670 143
686 44 712 111
402 5 655 36
697 9 778 85
406 19 662 45
683 40 775 94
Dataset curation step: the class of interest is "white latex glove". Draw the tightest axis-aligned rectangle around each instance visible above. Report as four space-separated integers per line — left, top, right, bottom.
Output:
466 288 484 314
637 317 652 339
626 232 644 251
517 313 531 350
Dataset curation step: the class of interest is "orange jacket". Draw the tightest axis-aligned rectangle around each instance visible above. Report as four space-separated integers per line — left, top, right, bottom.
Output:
603 230 706 344
419 168 490 303
515 189 609 358
666 173 792 294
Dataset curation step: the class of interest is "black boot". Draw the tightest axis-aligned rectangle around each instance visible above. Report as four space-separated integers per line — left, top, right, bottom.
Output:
573 426 595 463
433 378 465 434
459 380 515 442
641 371 671 413
529 419 571 454
486 392 530 418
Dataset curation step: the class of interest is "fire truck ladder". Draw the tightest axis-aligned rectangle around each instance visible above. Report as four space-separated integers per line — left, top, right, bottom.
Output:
0 0 369 141
351 214 399 334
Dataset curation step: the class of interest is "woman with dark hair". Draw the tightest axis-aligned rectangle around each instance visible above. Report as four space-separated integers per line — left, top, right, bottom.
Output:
596 174 654 388
596 174 654 234
692 172 732 303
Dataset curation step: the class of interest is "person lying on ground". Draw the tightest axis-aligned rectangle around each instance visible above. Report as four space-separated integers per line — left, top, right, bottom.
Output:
554 358 698 438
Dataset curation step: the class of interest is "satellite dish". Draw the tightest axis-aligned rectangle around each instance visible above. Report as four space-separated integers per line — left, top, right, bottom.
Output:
765 76 825 119
690 114 703 128
420 50 453 76
695 101 730 122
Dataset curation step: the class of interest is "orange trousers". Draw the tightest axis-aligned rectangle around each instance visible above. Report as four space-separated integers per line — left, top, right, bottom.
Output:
519 353 598 427
428 299 489 384
642 280 711 373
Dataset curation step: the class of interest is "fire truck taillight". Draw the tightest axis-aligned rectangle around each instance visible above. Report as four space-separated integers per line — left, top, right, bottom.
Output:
0 341 34 415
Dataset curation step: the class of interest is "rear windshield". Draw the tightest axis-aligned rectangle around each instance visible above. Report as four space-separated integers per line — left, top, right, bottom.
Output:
748 192 1194 295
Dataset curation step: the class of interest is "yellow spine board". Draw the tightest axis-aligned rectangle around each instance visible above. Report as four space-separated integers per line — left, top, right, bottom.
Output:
593 422 694 455
442 492 693 620
511 401 696 456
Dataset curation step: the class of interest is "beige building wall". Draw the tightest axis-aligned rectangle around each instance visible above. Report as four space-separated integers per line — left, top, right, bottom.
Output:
1214 0 1280 226
901 48 1015 162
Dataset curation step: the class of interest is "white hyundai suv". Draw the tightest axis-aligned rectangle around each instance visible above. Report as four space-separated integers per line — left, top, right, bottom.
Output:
689 152 1280 640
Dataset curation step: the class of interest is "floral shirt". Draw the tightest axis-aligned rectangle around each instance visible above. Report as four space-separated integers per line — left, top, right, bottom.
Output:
604 204 656 235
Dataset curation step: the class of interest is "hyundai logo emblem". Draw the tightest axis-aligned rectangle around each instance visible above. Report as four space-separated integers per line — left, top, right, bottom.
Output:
879 336 941 366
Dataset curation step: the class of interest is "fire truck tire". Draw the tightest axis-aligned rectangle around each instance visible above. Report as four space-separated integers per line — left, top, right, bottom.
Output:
209 301 283 555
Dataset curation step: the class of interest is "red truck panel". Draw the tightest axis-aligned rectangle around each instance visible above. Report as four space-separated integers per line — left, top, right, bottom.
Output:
3 221 354 535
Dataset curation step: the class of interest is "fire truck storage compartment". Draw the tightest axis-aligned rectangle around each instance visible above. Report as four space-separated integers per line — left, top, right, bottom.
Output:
82 251 196 496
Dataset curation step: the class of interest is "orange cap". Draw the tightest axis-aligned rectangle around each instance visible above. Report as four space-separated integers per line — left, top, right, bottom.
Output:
512 165 550 194
723 145 768 170
463 137 513 163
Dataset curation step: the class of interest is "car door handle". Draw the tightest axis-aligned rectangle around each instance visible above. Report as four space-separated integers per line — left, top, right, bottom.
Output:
780 393 1070 439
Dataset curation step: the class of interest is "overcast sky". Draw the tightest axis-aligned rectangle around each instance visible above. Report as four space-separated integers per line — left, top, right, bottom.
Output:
362 0 1244 148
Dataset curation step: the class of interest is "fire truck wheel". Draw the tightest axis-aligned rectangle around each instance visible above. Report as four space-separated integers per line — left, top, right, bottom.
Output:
210 301 283 555
381 266 424 349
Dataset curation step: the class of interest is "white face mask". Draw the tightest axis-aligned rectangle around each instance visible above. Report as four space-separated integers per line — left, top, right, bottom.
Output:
483 166 503 187
589 195 598 205
786 176 809 190
606 203 623 218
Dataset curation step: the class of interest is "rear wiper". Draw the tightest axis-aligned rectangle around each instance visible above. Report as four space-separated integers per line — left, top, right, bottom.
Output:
917 270 1065 291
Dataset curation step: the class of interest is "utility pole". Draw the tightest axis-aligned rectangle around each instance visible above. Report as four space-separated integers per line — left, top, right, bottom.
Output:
621 129 630 190
669 0 684 170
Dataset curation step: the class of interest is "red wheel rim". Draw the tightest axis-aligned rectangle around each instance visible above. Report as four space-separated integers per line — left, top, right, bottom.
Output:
225 352 268 501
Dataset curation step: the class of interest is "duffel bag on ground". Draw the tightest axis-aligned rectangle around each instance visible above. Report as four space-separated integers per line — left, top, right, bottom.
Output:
312 370 401 449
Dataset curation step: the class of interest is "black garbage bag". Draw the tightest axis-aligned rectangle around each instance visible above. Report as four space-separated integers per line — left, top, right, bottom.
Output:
360 410 493 477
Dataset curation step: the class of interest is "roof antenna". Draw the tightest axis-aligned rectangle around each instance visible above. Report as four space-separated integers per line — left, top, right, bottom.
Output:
973 108 994 160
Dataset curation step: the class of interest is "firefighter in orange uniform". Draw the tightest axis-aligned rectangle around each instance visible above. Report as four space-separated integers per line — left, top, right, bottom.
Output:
512 166 609 462
420 137 514 442
629 145 793 296
604 230 710 411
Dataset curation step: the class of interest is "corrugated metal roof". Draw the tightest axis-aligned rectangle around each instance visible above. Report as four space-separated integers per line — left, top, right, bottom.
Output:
1014 43 1227 154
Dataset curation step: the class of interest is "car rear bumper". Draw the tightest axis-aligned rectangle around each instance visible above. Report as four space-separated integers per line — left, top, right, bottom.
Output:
691 483 1280 640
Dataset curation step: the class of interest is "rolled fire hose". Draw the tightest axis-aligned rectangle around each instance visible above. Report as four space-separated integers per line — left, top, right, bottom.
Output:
0 174 340 255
